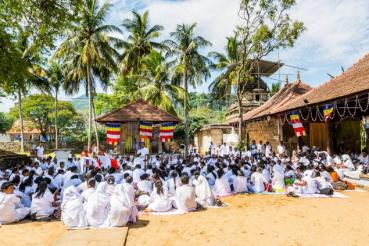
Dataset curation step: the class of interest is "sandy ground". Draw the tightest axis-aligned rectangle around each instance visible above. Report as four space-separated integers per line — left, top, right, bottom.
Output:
1 191 369 246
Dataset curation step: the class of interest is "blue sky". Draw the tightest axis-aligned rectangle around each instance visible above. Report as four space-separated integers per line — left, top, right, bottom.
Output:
1 0 369 112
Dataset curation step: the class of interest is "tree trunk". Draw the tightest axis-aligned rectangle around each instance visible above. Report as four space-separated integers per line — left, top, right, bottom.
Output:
17 88 25 153
92 101 100 154
55 89 58 150
183 63 189 157
86 63 92 152
237 92 243 145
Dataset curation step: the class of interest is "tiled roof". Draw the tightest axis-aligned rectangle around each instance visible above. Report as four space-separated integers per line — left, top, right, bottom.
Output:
7 120 41 134
95 99 180 123
227 79 312 123
275 52 369 113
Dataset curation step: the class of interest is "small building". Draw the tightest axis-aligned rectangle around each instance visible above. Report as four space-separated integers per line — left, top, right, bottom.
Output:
194 124 233 155
7 120 42 142
96 100 180 154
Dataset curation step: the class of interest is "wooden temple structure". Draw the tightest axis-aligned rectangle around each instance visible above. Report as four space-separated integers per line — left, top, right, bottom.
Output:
96 100 180 154
228 53 369 154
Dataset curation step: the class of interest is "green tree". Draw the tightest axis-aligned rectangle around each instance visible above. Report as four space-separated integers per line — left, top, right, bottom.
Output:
165 23 212 156
47 62 65 149
133 50 184 115
118 10 165 76
234 0 305 140
209 35 240 105
9 94 78 139
271 82 281 96
54 0 120 151
0 112 14 134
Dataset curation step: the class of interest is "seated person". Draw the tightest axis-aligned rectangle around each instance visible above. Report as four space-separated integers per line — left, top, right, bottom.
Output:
173 175 197 212
31 180 61 220
145 180 172 213
0 182 30 224
213 169 231 197
193 172 214 207
61 185 87 228
84 182 111 227
107 184 132 227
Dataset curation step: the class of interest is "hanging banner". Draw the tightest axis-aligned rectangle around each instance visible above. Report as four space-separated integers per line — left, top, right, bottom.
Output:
139 121 153 140
160 122 175 142
290 112 306 137
323 104 334 122
106 123 121 145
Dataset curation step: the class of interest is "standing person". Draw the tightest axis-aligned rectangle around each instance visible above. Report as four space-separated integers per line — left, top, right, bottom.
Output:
209 141 215 156
277 141 286 156
36 144 45 159
250 140 257 160
174 176 197 212
0 182 30 224
265 142 272 157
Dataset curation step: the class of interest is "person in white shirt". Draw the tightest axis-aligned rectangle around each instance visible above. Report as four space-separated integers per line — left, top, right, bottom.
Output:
213 169 231 197
84 182 111 227
61 185 88 228
36 144 44 159
174 176 197 212
132 165 145 184
0 182 30 224
192 172 214 207
277 141 286 156
251 167 265 193
167 171 181 197
146 179 172 212
272 161 285 192
31 181 60 220
265 142 272 157
233 170 248 194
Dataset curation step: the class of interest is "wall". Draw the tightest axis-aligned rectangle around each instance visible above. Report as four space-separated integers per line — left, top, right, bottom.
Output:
194 128 232 155
244 119 281 151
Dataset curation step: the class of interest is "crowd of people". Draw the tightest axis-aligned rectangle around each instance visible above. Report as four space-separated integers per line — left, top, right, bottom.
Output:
1 140 368 228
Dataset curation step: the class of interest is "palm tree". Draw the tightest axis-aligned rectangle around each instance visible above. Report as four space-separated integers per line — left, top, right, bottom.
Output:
165 23 212 156
54 0 120 152
270 82 281 96
118 10 165 76
133 50 184 115
47 61 65 149
209 35 240 106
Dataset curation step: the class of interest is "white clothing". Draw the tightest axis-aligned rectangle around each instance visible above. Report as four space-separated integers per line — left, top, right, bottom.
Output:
31 189 55 219
213 176 231 197
174 184 197 212
61 186 87 228
107 184 132 227
167 177 181 197
137 180 153 194
251 172 265 193
0 192 30 224
148 186 172 212
233 176 248 194
193 176 214 207
85 182 111 227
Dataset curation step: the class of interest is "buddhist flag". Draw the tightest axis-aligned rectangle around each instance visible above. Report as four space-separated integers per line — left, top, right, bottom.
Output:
290 112 306 137
323 104 334 122
160 122 175 142
139 121 153 140
106 123 121 145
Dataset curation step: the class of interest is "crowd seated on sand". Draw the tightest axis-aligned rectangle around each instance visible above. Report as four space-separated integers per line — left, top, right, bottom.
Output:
1 140 368 227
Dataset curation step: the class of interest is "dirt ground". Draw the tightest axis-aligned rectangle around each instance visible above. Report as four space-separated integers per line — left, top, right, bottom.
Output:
1 191 369 246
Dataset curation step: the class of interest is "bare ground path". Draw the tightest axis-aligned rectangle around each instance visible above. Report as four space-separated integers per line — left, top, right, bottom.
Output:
1 191 368 246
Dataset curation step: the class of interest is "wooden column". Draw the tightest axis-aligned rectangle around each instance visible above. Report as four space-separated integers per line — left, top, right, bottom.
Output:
326 121 334 155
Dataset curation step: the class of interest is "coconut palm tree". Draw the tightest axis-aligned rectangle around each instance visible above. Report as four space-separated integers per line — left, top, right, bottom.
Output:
54 0 120 151
118 10 165 76
133 50 184 115
270 82 281 96
208 35 240 105
165 23 212 156
47 61 65 149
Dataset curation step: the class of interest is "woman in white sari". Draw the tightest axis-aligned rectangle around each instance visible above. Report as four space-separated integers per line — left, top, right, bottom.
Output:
61 185 87 228
212 169 231 197
145 180 172 212
84 182 110 227
192 172 214 207
106 184 131 227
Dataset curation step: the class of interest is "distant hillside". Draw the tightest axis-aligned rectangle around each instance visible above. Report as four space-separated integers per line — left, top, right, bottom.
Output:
71 95 89 112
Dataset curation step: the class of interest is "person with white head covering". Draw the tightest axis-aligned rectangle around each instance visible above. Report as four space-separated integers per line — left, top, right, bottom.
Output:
212 169 231 197
84 182 111 227
106 183 132 227
61 185 87 228
193 172 214 207
0 182 30 224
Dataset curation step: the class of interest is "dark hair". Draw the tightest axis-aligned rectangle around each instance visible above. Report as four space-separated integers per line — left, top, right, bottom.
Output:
125 176 133 184
95 174 102 183
70 166 78 173
181 175 189 185
19 177 33 192
1 182 13 191
35 181 48 198
123 173 130 179
11 175 21 186
155 180 164 195
216 169 224 178
71 175 79 180
140 173 148 180
107 175 115 185
88 178 96 188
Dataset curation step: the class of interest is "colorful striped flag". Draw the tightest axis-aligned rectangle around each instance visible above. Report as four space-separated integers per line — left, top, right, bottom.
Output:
323 104 334 122
160 122 175 142
139 121 153 140
106 123 121 145
290 112 306 137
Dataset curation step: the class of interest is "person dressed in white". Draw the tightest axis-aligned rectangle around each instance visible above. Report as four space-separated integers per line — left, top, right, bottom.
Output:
106 183 131 227
277 141 286 156
167 171 181 197
36 144 44 159
61 185 87 228
31 181 59 220
0 182 30 224
193 172 214 207
145 180 172 212
174 176 197 212
233 170 248 194
272 161 285 192
251 167 265 193
213 170 231 197
122 176 138 223
85 182 111 227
